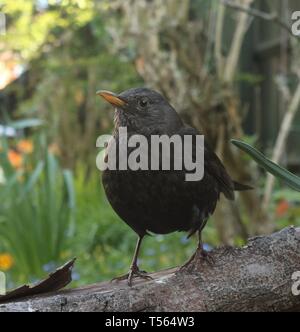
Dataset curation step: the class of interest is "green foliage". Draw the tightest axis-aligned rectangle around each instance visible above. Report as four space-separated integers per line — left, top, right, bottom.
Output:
270 186 300 231
1 0 142 170
0 135 75 284
231 139 300 235
1 0 95 59
236 73 264 85
8 119 44 130
231 139 300 192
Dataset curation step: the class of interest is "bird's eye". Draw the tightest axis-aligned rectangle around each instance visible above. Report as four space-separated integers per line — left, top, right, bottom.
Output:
139 98 148 108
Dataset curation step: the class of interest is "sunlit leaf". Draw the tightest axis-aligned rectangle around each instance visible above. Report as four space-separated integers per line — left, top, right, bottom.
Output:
231 139 300 192
9 119 44 130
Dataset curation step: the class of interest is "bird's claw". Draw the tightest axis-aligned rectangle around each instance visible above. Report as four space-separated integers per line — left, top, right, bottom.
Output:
201 249 215 266
111 267 153 286
178 247 215 272
127 269 153 286
179 252 196 271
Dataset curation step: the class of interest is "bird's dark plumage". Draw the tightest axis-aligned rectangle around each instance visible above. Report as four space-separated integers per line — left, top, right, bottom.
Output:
98 87 252 285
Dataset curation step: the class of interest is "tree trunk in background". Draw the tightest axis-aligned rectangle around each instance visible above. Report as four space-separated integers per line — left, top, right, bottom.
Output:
108 0 272 243
1 227 299 312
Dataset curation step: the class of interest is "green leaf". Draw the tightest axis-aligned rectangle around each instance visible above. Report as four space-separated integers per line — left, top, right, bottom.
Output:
19 161 45 201
9 119 44 130
231 139 300 192
63 169 76 237
63 170 76 210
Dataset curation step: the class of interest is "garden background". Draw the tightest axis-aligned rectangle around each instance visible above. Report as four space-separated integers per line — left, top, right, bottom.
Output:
0 0 300 288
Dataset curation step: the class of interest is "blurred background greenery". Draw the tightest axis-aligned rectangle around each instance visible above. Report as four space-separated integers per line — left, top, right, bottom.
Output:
0 0 299 288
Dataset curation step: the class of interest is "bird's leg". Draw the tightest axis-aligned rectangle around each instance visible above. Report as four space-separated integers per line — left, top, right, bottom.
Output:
178 251 197 271
179 231 214 271
111 236 153 286
197 232 215 266
126 236 153 286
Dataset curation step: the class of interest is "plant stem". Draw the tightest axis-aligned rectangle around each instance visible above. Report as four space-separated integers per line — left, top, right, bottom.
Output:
263 80 300 209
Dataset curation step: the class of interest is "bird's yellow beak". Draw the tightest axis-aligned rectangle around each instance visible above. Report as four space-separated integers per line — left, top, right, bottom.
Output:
96 90 126 108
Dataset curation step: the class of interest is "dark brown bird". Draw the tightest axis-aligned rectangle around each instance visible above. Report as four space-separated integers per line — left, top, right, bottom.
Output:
97 88 251 286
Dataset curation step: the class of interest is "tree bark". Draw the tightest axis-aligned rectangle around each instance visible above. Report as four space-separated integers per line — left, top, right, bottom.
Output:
1 227 300 312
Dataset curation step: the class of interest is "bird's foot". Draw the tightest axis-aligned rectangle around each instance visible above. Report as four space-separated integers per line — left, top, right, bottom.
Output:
178 246 215 272
179 252 196 272
200 249 215 266
111 266 153 287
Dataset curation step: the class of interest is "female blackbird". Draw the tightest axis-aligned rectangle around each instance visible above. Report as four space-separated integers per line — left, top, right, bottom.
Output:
97 88 251 286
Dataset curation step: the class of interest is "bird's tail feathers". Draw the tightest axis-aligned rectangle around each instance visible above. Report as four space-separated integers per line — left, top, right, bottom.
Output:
233 181 253 191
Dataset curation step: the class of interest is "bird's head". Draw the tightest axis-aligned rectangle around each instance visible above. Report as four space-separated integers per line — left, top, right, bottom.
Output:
97 88 183 135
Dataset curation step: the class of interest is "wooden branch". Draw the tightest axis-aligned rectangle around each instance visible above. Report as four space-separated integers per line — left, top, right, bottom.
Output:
215 1 225 79
223 0 254 84
263 80 300 209
221 0 294 37
1 227 300 312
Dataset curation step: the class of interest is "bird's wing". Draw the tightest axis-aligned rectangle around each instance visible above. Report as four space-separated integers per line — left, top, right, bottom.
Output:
179 125 235 200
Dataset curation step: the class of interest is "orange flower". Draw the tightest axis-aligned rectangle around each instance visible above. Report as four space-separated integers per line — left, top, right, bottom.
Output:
276 200 289 217
0 254 14 271
17 140 33 154
8 150 23 169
